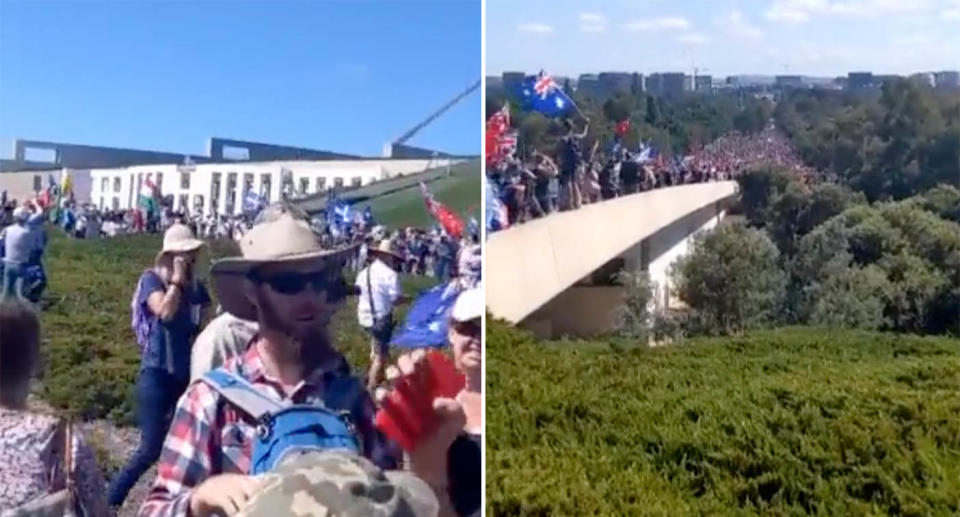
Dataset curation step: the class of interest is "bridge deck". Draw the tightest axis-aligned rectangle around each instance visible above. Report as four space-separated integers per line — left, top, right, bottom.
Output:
485 181 738 323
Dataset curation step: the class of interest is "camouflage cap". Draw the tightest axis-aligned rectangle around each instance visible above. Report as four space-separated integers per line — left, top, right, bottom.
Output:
237 450 439 517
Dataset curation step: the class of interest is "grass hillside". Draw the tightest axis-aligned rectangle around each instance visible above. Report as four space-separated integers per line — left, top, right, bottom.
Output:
487 321 960 516
37 229 435 425
358 163 481 228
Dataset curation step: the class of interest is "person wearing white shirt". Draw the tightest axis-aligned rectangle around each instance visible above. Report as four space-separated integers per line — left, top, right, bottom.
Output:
356 239 410 391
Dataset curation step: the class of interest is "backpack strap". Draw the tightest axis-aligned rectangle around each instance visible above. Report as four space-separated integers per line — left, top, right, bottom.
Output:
201 368 284 421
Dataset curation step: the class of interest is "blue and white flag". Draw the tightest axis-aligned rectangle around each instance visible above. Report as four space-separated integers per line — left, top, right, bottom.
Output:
513 72 576 118
243 190 265 213
362 206 375 226
484 175 508 235
333 202 351 225
391 282 461 349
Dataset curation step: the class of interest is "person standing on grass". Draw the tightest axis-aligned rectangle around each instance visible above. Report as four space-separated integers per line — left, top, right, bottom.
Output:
108 224 210 508
0 299 112 517
1 206 41 301
357 239 410 392
139 214 466 517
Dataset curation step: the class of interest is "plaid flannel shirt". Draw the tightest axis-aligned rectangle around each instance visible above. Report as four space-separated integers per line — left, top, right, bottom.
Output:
137 343 397 517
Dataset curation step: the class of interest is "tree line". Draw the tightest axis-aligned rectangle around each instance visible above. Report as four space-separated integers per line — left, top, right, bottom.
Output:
486 85 774 159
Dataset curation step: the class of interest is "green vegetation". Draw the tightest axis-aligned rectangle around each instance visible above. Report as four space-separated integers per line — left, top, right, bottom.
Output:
487 321 960 516
37 228 435 425
357 163 481 228
776 79 960 201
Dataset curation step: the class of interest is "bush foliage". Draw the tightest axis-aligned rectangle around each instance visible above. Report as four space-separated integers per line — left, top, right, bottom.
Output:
487 320 960 516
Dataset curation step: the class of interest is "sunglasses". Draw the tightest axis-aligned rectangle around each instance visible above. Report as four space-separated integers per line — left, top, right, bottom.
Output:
452 319 481 338
248 269 346 299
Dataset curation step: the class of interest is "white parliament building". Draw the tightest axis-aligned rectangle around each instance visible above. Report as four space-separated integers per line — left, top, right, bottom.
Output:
87 157 457 216
1 137 463 217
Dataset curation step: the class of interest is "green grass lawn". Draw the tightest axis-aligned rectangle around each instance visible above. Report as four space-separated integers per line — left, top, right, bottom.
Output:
37 229 438 425
358 164 481 228
487 321 960 516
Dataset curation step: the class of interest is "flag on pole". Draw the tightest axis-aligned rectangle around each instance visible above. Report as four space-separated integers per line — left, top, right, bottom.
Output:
615 119 630 137
419 181 464 238
486 103 513 166
243 190 265 213
139 176 159 215
513 71 577 118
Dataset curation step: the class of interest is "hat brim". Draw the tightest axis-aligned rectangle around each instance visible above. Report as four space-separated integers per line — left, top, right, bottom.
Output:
369 248 404 262
162 239 205 254
209 246 355 321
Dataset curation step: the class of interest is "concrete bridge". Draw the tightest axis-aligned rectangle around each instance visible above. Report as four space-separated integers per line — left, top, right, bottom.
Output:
485 181 738 338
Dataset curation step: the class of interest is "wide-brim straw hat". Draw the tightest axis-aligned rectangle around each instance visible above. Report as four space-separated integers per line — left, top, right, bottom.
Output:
155 223 204 262
210 214 355 320
369 239 404 262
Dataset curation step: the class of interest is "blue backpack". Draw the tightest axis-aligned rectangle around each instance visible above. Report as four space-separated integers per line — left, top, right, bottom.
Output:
201 368 362 475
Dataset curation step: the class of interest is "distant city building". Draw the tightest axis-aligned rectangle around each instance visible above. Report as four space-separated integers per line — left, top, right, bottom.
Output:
631 72 644 94
486 75 503 89
775 75 804 89
646 72 687 98
598 72 632 97
577 73 602 98
694 75 713 93
501 72 526 93
934 71 960 90
847 72 875 91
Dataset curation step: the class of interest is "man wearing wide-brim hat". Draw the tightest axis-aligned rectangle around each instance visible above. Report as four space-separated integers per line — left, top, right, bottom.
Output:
356 238 411 392
140 214 462 517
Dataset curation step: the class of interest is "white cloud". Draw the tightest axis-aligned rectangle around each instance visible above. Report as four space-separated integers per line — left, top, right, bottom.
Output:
717 11 764 39
579 12 607 32
677 33 709 44
943 7 960 20
765 0 938 24
517 22 554 34
623 17 691 31
579 12 606 24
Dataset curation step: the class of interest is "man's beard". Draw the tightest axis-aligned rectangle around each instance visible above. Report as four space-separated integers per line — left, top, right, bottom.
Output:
256 291 335 369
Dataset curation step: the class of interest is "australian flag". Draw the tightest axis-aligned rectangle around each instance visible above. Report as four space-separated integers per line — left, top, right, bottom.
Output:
391 283 461 349
513 72 576 118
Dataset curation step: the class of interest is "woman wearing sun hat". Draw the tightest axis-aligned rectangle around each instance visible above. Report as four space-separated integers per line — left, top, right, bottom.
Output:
108 223 211 507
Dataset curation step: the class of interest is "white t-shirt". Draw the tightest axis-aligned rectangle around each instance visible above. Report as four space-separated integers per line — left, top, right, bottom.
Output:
189 312 260 382
355 259 400 328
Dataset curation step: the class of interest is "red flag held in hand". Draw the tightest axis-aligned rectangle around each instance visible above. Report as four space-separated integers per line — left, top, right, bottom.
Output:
375 352 464 452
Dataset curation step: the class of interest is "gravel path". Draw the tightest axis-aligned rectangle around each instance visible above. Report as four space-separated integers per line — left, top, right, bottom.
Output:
81 421 155 517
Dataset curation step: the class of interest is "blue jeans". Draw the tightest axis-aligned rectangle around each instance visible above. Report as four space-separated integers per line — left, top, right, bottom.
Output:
107 368 188 506
1 261 25 300
434 259 449 281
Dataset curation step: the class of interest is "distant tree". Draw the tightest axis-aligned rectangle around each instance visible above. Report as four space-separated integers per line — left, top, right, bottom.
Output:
615 268 654 342
810 265 891 330
672 223 788 335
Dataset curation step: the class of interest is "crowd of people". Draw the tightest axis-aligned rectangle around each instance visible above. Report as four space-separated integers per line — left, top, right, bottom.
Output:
487 121 816 226
1 200 482 517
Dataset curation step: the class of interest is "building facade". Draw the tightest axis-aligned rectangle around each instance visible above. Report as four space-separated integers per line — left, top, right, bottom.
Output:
85 157 457 216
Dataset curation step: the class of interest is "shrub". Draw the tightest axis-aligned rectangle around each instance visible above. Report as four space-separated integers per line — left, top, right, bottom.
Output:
672 223 788 335
487 321 960 516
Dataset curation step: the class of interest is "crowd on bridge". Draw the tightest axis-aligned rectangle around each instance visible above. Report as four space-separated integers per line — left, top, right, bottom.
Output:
487 122 815 228
1 199 482 517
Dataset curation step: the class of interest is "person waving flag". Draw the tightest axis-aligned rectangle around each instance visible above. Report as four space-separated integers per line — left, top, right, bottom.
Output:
513 71 580 118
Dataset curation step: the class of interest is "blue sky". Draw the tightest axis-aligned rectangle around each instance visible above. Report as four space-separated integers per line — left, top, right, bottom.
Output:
487 0 960 78
0 0 480 160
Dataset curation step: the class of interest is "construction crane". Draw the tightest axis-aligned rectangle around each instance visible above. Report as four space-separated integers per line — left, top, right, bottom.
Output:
384 79 481 157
